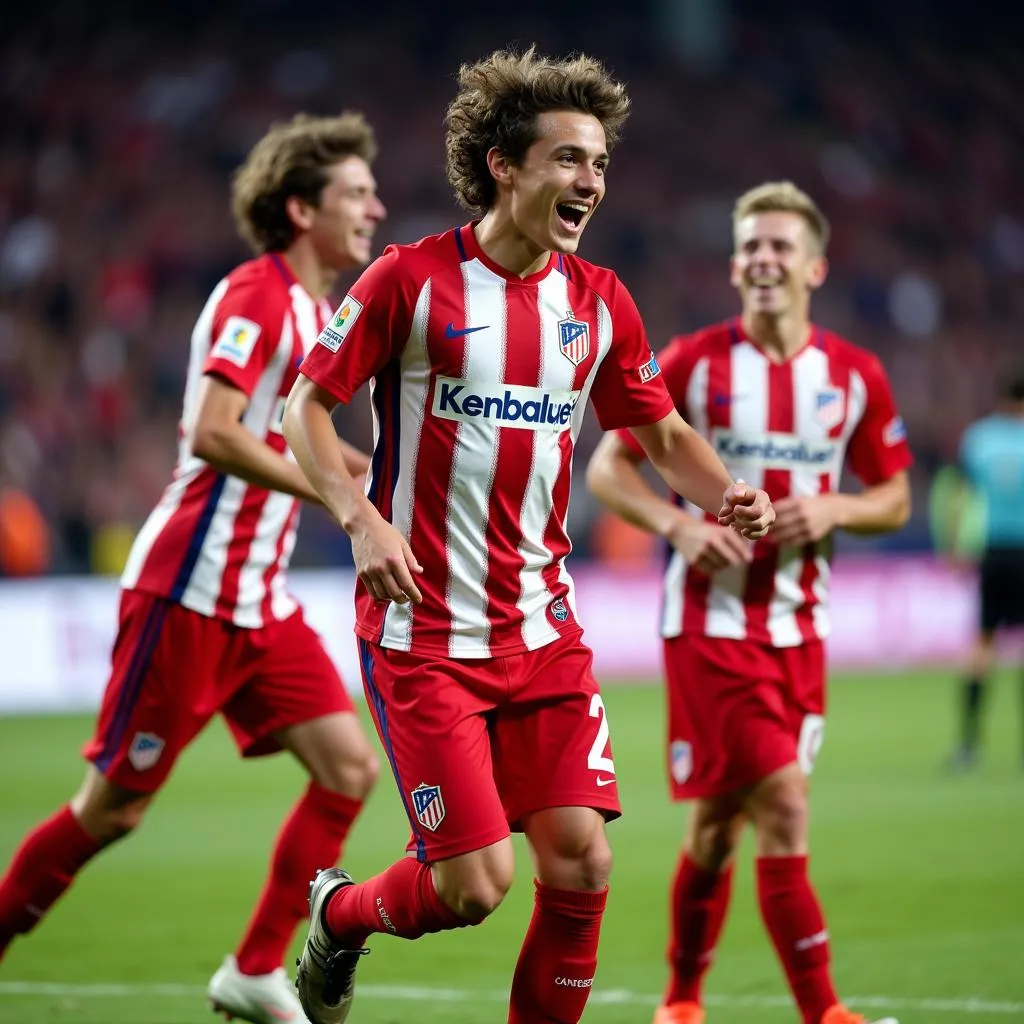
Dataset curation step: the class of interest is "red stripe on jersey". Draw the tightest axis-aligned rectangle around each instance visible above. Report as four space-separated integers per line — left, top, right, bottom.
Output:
743 360 792 641
682 336 733 635
482 287 541 638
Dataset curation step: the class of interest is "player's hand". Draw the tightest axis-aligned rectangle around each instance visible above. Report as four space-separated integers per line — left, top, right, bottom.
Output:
769 494 836 546
350 514 424 604
717 481 775 540
668 515 752 574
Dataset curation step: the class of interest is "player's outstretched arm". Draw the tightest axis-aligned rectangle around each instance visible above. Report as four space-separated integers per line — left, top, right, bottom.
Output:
283 376 423 604
626 410 775 540
191 373 322 502
587 431 752 571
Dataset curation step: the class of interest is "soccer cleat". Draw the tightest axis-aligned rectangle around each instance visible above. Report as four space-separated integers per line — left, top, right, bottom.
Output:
821 1005 899 1024
653 1001 705 1024
294 868 369 1024
207 954 304 1023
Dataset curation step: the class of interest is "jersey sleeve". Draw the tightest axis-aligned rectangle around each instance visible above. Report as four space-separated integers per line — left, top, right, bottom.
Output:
299 245 417 404
202 276 283 396
846 352 914 485
587 279 675 431
614 334 701 460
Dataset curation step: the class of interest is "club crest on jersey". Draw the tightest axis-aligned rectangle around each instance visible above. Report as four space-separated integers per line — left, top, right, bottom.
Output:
557 314 590 367
128 732 165 772
670 740 692 785
550 597 570 622
411 783 446 832
814 387 845 430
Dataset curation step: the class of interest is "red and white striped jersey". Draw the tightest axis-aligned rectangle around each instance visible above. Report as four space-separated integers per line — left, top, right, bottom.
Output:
121 253 333 628
301 224 675 658
622 319 913 647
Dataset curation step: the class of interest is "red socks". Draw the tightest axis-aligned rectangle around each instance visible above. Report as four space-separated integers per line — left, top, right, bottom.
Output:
325 856 469 947
665 854 734 1004
756 855 838 1024
508 881 608 1024
0 806 102 960
235 783 363 976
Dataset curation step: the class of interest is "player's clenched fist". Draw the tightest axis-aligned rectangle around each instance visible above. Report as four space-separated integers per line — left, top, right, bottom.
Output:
716 480 775 540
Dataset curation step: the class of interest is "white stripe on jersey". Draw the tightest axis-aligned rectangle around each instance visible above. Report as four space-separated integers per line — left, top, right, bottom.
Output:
230 319 297 626
380 281 432 651
445 262 506 656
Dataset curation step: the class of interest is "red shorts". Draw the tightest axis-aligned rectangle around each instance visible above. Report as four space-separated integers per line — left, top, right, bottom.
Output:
664 635 826 799
82 589 353 791
358 632 621 862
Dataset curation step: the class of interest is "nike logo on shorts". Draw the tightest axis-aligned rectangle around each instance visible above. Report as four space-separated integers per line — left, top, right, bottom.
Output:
595 776 615 787
445 323 489 338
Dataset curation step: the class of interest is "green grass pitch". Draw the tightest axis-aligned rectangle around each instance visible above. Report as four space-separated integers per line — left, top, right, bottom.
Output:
1 669 1022 1023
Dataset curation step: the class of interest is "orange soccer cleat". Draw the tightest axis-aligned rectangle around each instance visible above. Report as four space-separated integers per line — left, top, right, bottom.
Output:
652 1001 706 1024
821 1005 899 1024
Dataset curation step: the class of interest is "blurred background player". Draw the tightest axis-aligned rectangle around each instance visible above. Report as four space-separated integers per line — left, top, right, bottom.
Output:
944 372 1024 770
281 48 774 1024
587 181 912 1024
0 112 386 1024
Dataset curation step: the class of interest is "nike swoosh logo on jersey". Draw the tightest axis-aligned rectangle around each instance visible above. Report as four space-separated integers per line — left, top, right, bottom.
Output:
595 776 616 787
445 323 489 338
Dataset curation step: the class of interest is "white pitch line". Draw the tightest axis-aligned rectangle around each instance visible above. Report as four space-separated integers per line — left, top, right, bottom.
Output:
0 982 1021 1015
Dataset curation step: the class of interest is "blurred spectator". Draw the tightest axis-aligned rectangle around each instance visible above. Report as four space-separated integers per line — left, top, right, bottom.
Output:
1 1 1022 573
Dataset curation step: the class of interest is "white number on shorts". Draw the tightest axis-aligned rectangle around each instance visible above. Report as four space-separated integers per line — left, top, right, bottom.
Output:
797 714 825 775
587 694 616 774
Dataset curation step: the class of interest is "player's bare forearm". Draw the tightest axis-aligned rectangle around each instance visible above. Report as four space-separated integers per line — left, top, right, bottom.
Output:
192 425 321 503
830 471 911 534
338 438 371 478
283 376 377 533
587 432 690 540
191 374 320 502
629 411 735 516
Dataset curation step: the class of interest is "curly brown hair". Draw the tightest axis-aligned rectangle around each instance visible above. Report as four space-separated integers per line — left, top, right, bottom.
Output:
444 47 631 214
231 112 378 254
732 181 831 256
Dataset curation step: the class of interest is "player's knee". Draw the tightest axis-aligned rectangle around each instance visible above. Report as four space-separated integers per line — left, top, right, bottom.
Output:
753 778 808 848
438 869 513 922
73 800 147 844
691 819 741 870
338 747 381 799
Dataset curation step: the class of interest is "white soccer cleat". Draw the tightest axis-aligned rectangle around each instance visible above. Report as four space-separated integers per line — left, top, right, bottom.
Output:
294 868 369 1024
207 954 304 1023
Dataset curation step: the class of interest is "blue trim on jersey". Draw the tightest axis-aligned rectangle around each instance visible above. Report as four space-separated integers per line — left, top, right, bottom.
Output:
358 638 427 861
556 253 572 280
729 319 742 345
268 252 294 287
94 598 170 772
813 326 826 350
366 364 402 521
170 473 227 601
454 226 468 262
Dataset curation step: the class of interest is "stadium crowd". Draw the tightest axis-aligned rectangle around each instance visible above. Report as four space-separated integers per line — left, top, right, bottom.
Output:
1 0 1021 573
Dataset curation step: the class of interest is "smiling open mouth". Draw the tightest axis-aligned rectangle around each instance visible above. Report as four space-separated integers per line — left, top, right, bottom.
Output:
556 202 588 229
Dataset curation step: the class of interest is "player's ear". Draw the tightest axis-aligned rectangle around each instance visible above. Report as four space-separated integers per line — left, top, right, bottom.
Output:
486 147 514 188
728 254 743 290
285 194 315 233
807 255 829 291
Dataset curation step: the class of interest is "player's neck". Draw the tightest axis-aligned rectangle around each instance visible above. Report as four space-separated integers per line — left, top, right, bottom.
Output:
741 311 812 363
278 245 336 300
473 213 550 278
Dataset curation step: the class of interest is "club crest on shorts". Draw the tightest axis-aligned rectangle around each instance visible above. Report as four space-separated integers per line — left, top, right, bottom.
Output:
670 739 692 785
128 732 165 772
550 597 570 622
411 782 446 831
557 314 590 367
814 387 845 430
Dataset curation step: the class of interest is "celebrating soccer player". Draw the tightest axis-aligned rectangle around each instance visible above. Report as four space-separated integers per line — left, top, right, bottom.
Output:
282 46 774 1024
0 112 387 1024
587 181 912 1024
